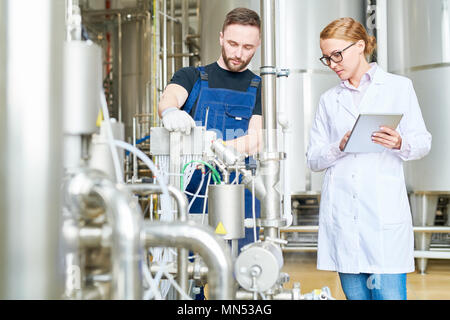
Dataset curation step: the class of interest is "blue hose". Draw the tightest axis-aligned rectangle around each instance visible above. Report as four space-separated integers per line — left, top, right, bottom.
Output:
125 135 150 156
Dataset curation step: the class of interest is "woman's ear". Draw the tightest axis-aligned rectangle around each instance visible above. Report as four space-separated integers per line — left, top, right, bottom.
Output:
357 39 366 55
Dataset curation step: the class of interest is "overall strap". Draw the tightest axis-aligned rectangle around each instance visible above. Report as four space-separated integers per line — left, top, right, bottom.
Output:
247 75 261 95
183 66 209 114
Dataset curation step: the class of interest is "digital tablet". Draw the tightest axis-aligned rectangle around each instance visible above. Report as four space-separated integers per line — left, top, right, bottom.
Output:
343 113 403 153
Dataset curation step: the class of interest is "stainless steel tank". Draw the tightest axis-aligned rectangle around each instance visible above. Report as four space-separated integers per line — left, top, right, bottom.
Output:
388 0 450 192
200 0 365 193
387 0 450 273
208 184 245 240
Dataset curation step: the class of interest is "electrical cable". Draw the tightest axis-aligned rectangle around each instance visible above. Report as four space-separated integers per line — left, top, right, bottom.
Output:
181 160 221 188
113 140 171 217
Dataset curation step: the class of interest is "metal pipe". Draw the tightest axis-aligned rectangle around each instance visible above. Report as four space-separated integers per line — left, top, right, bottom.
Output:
62 215 83 299
165 52 199 58
260 0 277 153
282 247 318 253
413 226 450 233
145 11 152 133
132 118 138 180
95 183 142 300
143 221 234 300
259 0 282 240
82 8 149 16
170 0 175 73
279 226 450 233
414 250 450 259
181 0 189 67
127 184 188 221
162 0 168 88
118 13 123 123
65 169 143 299
281 226 319 233
127 183 188 298
0 0 65 299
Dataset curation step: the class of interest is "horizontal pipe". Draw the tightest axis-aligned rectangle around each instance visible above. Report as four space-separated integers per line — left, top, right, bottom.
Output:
280 226 450 233
282 247 318 252
143 221 234 300
281 226 319 233
413 227 450 233
82 8 147 16
414 251 450 259
164 53 199 58
127 184 188 221
282 246 450 258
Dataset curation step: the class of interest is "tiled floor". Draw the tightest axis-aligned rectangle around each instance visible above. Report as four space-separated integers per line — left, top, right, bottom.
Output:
281 252 450 300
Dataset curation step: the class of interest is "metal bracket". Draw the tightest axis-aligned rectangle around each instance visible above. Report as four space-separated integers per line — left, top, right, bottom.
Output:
277 68 290 78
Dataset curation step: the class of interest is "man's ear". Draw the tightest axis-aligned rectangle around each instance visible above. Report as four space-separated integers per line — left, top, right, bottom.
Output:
219 31 224 46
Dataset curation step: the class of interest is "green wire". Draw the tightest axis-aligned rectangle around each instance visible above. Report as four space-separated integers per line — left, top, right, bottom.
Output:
180 160 222 189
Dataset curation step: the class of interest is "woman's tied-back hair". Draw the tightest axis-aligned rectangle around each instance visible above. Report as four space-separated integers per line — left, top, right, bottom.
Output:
320 17 377 58
222 7 261 32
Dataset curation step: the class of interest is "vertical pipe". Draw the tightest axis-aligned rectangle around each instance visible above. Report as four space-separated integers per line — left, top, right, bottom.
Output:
277 0 292 227
152 0 158 127
146 11 152 133
118 13 123 122
260 0 277 153
170 0 175 74
155 0 162 106
169 131 189 298
133 117 138 181
0 0 65 299
163 0 168 87
0 0 7 300
181 0 189 67
260 0 281 240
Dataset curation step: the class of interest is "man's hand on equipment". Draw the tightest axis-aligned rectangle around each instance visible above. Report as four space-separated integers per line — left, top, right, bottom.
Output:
161 107 196 135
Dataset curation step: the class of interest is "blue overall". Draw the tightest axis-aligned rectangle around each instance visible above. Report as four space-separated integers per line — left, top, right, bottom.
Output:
183 66 261 250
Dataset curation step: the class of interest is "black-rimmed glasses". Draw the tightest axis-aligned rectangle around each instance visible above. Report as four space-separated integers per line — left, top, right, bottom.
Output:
319 42 356 66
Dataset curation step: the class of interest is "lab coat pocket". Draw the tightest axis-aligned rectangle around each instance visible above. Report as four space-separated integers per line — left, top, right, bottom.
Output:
330 176 354 219
376 175 408 225
382 222 414 271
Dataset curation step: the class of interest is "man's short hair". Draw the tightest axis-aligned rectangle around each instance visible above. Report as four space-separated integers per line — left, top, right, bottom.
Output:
222 7 261 32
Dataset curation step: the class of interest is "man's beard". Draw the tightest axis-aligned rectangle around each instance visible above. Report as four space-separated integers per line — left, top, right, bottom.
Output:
222 47 253 72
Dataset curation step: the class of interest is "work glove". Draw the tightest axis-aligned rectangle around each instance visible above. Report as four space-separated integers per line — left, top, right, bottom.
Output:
161 107 196 135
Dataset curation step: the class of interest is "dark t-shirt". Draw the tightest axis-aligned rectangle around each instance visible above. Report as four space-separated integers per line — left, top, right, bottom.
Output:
169 62 262 117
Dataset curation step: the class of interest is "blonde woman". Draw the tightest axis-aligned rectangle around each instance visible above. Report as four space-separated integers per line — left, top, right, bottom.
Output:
306 17 432 300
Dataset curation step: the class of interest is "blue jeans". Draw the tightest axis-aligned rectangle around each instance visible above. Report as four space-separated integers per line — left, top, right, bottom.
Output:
338 273 407 300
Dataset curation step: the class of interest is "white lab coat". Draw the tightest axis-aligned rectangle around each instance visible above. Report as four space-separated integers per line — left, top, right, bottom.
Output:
306 67 432 274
